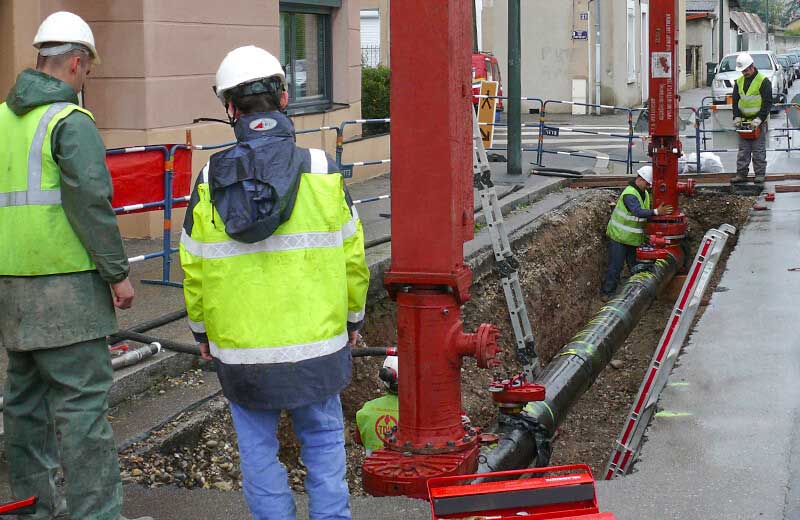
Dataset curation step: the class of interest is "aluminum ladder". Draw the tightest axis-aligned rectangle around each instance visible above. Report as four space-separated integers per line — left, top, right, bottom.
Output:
472 111 538 379
604 224 737 480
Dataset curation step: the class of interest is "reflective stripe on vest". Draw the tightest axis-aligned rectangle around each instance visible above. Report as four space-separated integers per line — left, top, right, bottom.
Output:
736 72 766 119
0 101 97 276
209 332 348 364
0 102 69 207
606 185 650 247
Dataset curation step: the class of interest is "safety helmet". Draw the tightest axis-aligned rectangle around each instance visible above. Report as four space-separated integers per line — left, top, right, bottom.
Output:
33 11 100 64
735 53 754 72
214 45 286 103
637 166 653 185
379 356 398 393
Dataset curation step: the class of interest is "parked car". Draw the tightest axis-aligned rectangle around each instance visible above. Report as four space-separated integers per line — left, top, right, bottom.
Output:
777 55 793 89
711 51 784 108
472 52 504 112
785 52 800 80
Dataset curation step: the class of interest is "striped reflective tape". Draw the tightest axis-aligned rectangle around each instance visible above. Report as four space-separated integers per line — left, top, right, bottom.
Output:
348 308 366 322
180 229 344 260
612 208 646 223
188 318 206 333
210 331 348 364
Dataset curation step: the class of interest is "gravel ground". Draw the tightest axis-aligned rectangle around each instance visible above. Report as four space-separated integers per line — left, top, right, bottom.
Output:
118 190 756 495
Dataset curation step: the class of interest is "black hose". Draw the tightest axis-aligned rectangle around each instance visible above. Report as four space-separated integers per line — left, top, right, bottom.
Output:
352 347 392 357
112 330 200 356
529 167 584 178
109 310 188 345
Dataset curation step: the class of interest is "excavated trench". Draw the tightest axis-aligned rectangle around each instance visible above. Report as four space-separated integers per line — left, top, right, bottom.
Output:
118 188 755 495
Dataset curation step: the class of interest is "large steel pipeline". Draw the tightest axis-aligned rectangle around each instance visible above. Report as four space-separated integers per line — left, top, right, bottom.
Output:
478 254 680 474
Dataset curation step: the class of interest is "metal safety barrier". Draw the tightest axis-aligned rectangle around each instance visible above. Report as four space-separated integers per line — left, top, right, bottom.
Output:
697 96 800 159
473 93 715 175
337 119 391 179
111 120 393 288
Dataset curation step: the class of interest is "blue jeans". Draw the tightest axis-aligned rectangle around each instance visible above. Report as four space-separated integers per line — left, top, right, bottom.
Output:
602 239 638 295
229 394 351 520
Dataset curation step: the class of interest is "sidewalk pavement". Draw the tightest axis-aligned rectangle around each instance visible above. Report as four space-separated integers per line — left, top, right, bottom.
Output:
597 182 800 519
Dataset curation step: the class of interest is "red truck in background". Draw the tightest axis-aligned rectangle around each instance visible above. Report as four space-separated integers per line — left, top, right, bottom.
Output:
472 51 504 111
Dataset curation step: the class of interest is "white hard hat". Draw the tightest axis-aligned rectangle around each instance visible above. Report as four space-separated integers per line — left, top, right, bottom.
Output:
33 11 100 64
379 356 398 393
637 166 653 185
214 45 285 102
736 53 754 72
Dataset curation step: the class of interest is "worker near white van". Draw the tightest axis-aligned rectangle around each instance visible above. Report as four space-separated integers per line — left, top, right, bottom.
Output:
355 356 399 455
601 166 672 299
179 46 369 520
732 53 772 185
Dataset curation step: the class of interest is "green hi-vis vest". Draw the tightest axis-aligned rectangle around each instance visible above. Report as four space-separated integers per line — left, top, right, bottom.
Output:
736 72 766 119
356 394 398 452
606 185 651 247
179 151 370 365
0 102 97 276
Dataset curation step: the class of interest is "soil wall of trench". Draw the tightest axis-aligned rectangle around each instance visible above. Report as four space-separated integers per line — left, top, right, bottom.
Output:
120 189 755 495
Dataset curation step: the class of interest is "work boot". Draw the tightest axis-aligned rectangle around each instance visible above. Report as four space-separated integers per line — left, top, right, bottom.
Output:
754 176 765 185
730 174 747 184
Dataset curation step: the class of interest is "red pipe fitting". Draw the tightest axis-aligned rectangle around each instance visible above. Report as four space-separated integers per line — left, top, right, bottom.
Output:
677 179 695 196
453 323 501 369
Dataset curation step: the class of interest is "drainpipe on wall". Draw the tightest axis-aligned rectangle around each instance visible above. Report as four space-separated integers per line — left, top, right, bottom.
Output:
595 0 602 115
508 0 522 175
719 0 724 59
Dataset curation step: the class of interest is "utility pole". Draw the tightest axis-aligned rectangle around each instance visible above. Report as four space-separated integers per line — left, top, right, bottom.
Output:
508 0 522 175
472 0 479 52
719 0 725 59
766 0 770 49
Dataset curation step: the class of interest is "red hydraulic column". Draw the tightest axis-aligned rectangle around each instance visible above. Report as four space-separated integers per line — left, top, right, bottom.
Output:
362 0 500 499
641 0 694 261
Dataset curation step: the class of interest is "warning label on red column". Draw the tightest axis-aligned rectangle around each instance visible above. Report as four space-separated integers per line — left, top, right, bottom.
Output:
651 52 672 78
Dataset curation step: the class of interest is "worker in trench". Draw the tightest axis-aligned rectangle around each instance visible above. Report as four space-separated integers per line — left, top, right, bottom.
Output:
0 12 151 520
601 166 673 299
179 45 370 520
731 52 772 185
355 356 399 455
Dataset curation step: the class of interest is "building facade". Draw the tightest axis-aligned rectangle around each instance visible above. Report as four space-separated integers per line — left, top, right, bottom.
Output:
0 0 382 237
483 0 669 113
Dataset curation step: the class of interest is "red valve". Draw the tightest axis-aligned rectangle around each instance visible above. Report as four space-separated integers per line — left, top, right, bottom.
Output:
489 374 545 414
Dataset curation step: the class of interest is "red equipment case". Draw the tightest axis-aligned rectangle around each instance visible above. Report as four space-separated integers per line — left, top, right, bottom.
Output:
427 465 616 520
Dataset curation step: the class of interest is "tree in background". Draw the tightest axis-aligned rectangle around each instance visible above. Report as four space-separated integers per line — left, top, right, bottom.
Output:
738 0 793 27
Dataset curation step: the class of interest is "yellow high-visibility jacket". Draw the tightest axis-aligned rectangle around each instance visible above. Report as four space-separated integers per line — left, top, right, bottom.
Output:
180 134 369 409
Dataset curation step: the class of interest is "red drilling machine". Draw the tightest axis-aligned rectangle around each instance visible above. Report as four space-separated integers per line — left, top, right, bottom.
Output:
360 0 689 517
638 0 694 263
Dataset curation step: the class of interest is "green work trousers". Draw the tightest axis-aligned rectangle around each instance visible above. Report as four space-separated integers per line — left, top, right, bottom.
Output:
3 338 122 519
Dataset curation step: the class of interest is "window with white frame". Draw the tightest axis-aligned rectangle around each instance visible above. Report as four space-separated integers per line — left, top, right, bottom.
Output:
626 0 636 84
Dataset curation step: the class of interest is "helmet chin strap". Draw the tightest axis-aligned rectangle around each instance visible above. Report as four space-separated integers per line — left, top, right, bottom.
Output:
224 104 237 127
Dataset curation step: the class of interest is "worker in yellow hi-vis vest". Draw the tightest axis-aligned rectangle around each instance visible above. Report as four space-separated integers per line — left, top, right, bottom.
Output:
601 166 672 298
355 356 399 454
731 53 772 185
0 11 150 520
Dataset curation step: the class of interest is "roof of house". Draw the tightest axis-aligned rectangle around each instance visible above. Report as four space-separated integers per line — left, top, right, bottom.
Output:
730 10 767 34
687 0 717 13
686 0 741 12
